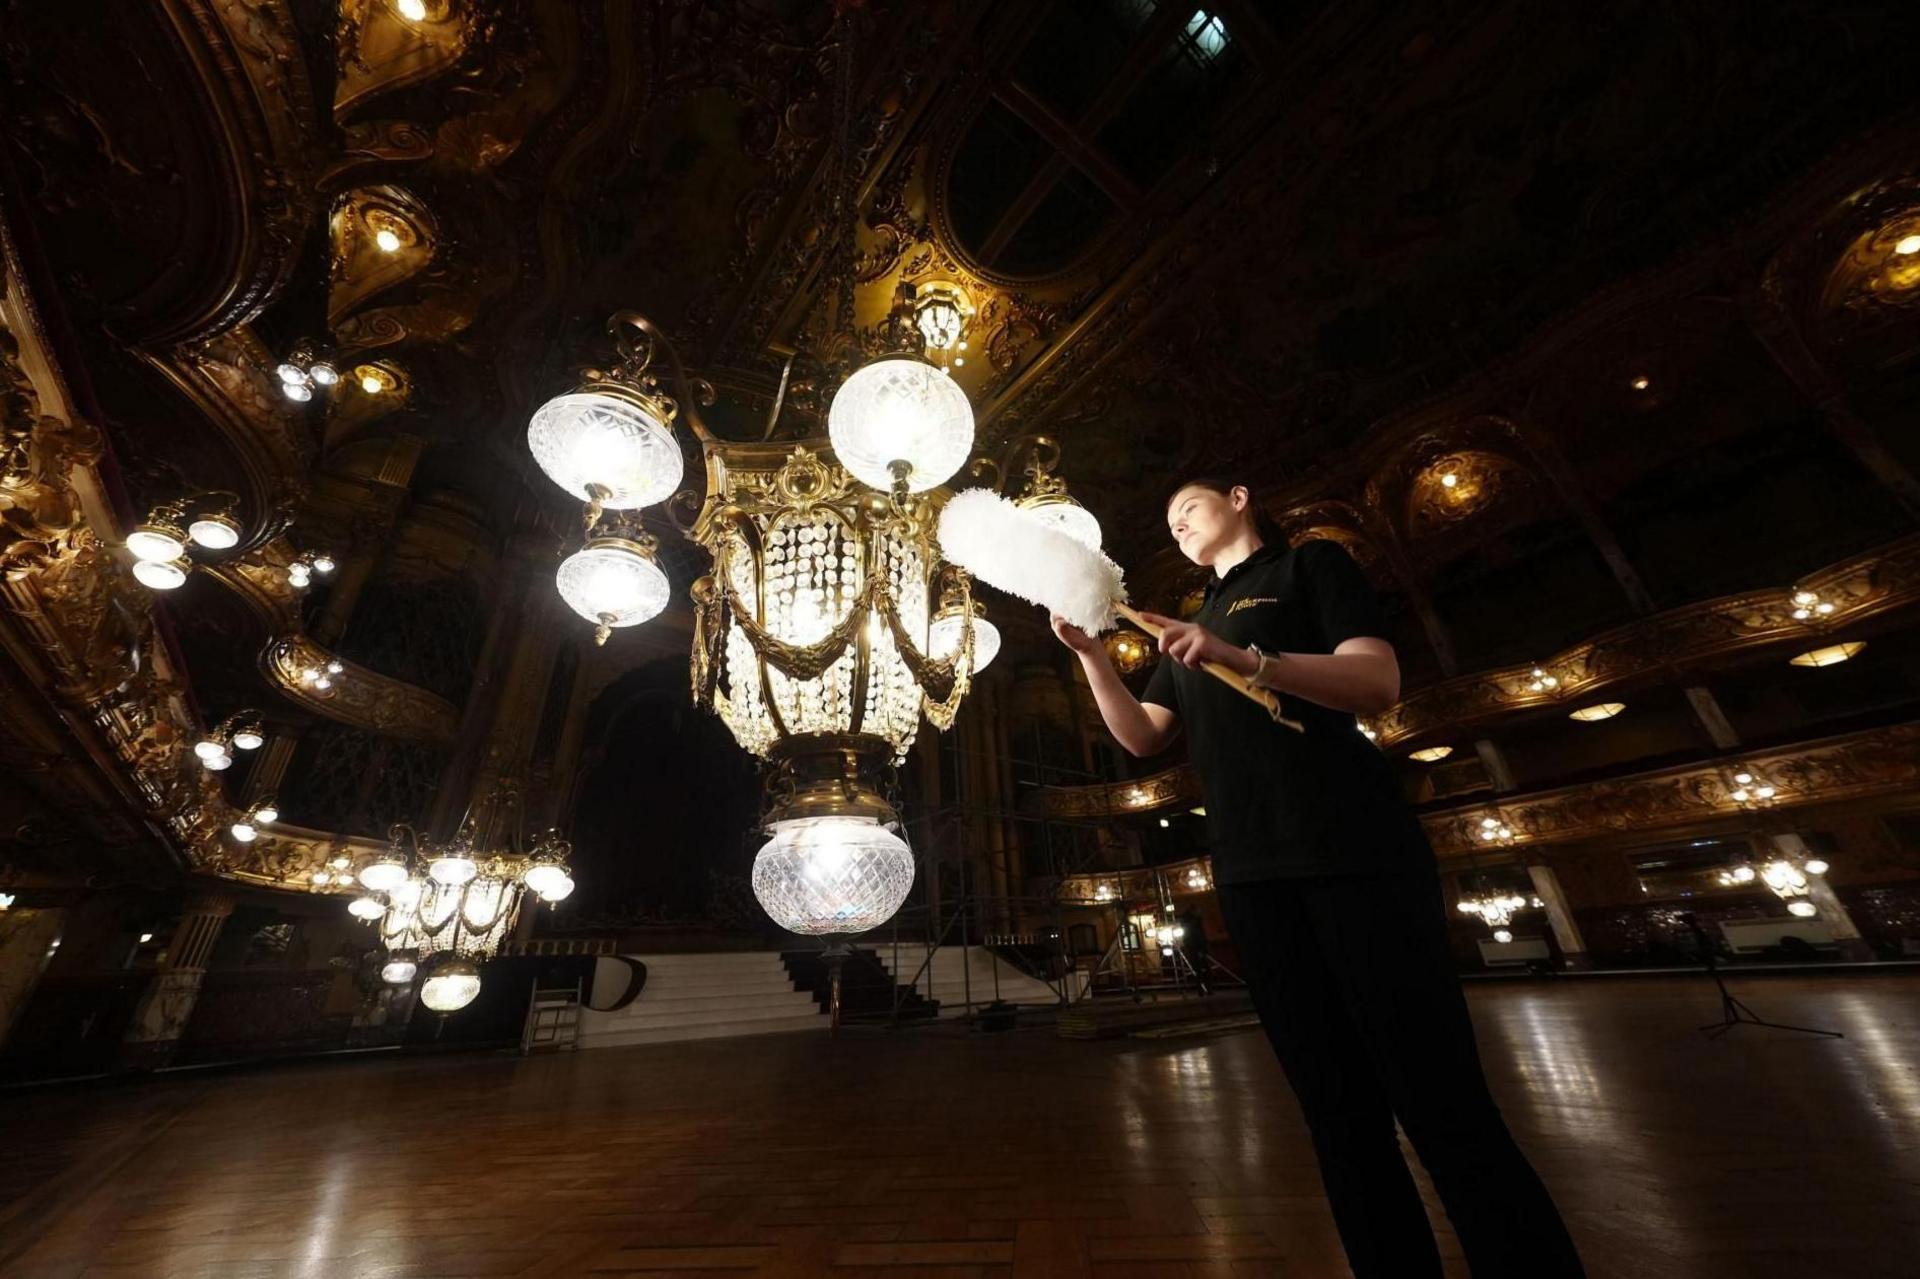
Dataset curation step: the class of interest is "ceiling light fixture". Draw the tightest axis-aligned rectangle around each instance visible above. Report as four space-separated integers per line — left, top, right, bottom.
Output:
1568 702 1625 722
1409 745 1453 763
1896 234 1920 256
1789 642 1864 668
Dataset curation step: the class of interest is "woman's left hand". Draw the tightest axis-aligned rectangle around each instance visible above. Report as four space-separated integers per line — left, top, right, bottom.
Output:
1136 612 1252 674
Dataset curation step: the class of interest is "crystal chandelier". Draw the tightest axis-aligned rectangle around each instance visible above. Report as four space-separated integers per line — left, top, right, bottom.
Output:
349 781 576 1012
1456 889 1534 929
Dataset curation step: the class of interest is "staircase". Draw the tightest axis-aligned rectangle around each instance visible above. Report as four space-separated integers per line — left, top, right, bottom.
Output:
576 952 826 1049
781 949 940 1021
858 943 1075 1017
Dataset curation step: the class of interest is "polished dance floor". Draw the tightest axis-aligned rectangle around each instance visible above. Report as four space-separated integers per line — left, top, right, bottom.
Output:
1 974 1916 1278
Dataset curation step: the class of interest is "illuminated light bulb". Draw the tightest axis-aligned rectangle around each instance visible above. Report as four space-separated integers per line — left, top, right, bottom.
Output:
1754 785 1776 800
309 362 339 387
361 374 384 394
276 362 305 385
204 750 233 771
288 565 311 588
1409 745 1452 763
524 864 575 902
1493 929 1513 944
127 523 186 563
132 557 190 590
231 727 264 751
1896 234 1920 256
313 676 333 691
1733 772 1753 786
313 555 336 574
230 821 257 842
395 0 428 20
381 959 417 985
187 514 241 550
1159 818 1170 828
311 870 331 885
358 858 409 892
253 803 278 824
1440 473 1458 488
347 895 386 921
139 933 153 943
374 228 402 253
827 355 975 494
429 855 478 887
1732 865 1756 883
1631 376 1650 391
419 961 483 1012
1730 789 1749 804
325 660 344 674
194 738 226 761
330 856 350 870
1803 858 1829 876
282 379 314 403
1787 900 1818 918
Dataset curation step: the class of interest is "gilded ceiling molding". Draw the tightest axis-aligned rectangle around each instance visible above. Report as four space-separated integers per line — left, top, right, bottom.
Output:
200 536 306 633
2 224 353 891
327 185 439 323
262 633 459 745
1423 721 1920 859
1371 532 1920 749
143 326 313 523
147 0 317 343
334 0 485 122
194 822 389 891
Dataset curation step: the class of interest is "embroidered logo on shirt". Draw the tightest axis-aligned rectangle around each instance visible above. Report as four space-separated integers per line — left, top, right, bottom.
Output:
1227 596 1279 614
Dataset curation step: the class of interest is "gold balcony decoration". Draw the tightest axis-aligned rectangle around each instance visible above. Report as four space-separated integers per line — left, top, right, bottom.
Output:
352 780 576 1012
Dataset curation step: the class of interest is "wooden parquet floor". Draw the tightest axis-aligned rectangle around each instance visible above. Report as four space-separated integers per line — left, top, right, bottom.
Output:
2 974 1919 1278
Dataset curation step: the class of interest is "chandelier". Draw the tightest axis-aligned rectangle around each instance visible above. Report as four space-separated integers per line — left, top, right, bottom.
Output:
1456 889 1536 930
347 780 576 1012
1720 851 1831 918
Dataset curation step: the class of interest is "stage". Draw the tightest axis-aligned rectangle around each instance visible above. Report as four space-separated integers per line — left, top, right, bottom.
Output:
2 974 1915 1277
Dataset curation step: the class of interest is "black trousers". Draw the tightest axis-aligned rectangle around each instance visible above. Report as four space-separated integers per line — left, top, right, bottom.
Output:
1215 866 1583 1279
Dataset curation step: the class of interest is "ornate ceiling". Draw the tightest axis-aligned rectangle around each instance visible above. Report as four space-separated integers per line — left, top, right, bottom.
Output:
3 0 1919 886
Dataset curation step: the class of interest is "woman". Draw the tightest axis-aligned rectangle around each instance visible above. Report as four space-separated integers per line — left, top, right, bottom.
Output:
1051 476 1583 1278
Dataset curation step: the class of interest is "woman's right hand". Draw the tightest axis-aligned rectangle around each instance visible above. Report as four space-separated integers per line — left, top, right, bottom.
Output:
1051 614 1101 656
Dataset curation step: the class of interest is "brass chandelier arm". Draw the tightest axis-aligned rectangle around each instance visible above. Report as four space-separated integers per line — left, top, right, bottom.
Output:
606 309 718 447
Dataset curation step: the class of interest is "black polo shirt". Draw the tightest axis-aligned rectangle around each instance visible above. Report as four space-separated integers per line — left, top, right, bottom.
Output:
1141 539 1428 882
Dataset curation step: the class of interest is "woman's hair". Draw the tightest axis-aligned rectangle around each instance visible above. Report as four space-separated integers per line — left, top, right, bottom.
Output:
1166 475 1284 544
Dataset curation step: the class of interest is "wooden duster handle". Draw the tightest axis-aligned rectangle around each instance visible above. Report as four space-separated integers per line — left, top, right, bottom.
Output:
1113 602 1305 733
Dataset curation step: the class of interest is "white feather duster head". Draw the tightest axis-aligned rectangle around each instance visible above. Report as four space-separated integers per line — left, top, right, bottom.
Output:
937 489 1124 633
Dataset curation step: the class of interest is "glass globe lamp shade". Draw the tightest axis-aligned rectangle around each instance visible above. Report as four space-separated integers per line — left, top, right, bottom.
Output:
276 361 305 385
202 749 233 771
419 960 482 1012
1022 496 1103 551
827 356 975 493
282 378 314 403
1804 858 1829 876
428 854 477 887
928 604 1000 675
131 556 190 591
527 391 683 509
127 519 189 562
556 537 670 639
187 514 241 550
309 361 339 387
523 863 575 902
750 815 916 936
252 803 278 825
358 857 410 893
381 958 417 985
193 737 226 761
231 726 264 751
287 564 311 588
347 895 385 921
229 820 257 842
1787 900 1818 918
1492 928 1514 944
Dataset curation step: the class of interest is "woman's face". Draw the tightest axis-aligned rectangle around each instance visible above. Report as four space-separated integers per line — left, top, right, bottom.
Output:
1166 484 1248 566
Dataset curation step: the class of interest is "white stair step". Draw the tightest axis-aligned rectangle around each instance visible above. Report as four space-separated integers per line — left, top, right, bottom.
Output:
582 1015 828 1047
626 990 813 1010
585 1002 821 1031
633 976 803 995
